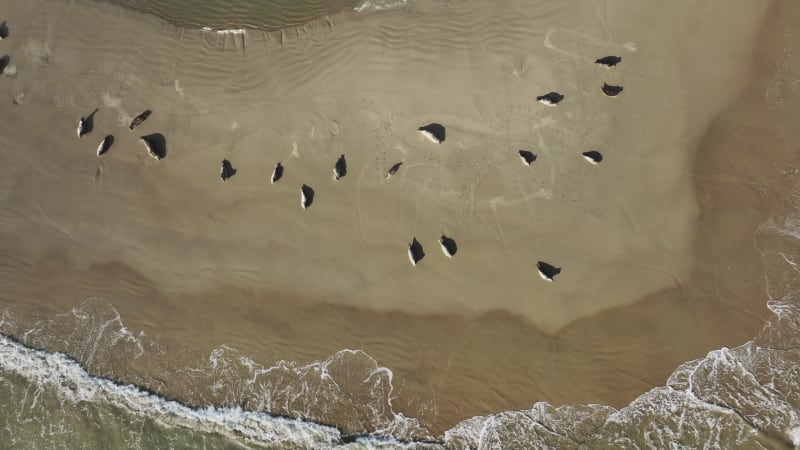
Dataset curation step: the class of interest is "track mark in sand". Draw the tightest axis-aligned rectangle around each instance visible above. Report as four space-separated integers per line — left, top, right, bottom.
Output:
12 91 26 105
216 31 247 53
617 203 637 233
22 40 53 68
94 165 103 185
453 154 495 233
330 121 340 136
490 203 508 252
102 92 132 127
284 142 300 161
221 121 244 165
545 28 681 96
533 128 559 196
544 28 631 62
441 319 478 379
374 145 387 182
355 162 373 245
511 57 528 79
32 201 78 245
174 80 185 97
489 190 554 208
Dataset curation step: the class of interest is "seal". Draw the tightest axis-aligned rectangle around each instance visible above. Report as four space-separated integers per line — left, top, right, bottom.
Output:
220 159 236 182
271 162 284 184
96 135 113 156
77 117 87 138
386 162 403 179
418 123 446 144
595 56 622 68
139 134 166 160
301 184 315 210
408 237 425 266
536 92 564 106
129 110 152 131
537 261 561 282
333 154 347 181
582 150 603 165
601 83 623 97
518 150 537 166
438 235 457 258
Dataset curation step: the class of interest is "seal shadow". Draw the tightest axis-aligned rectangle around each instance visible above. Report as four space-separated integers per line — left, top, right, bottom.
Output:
83 108 99 136
419 123 446 143
0 22 8 40
0 55 9 74
409 237 425 264
140 133 167 159
301 184 315 209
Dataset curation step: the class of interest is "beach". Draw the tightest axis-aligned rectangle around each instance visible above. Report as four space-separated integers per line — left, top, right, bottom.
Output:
1 0 799 446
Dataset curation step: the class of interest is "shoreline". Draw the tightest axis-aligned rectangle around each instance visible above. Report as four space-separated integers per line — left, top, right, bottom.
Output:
0 0 796 441
103 0 410 34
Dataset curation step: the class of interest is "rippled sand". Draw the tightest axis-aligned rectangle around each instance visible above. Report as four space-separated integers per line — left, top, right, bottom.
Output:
0 0 799 445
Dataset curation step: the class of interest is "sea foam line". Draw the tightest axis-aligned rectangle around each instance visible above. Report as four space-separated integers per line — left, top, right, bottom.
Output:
354 0 408 13
199 27 246 35
0 333 342 448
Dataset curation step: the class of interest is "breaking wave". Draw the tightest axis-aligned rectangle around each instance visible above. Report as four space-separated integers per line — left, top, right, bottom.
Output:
2 283 799 448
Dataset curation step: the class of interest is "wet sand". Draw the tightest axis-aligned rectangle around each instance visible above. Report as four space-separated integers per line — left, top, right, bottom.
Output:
0 0 792 438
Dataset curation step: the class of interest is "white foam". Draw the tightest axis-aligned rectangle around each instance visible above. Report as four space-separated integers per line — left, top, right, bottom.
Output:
216 29 246 35
790 426 800 446
447 282 800 447
184 345 435 443
354 0 408 13
199 27 246 35
0 334 341 448
174 79 184 97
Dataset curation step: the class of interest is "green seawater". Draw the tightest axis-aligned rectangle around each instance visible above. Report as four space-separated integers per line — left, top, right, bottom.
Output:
112 0 361 30
0 369 254 450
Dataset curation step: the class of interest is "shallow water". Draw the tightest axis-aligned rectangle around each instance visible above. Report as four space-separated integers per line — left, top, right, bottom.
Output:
0 367 252 450
110 0 402 30
2 294 798 448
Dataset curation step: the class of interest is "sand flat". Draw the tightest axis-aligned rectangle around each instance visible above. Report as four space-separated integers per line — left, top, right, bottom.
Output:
0 0 783 436
0 0 762 328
